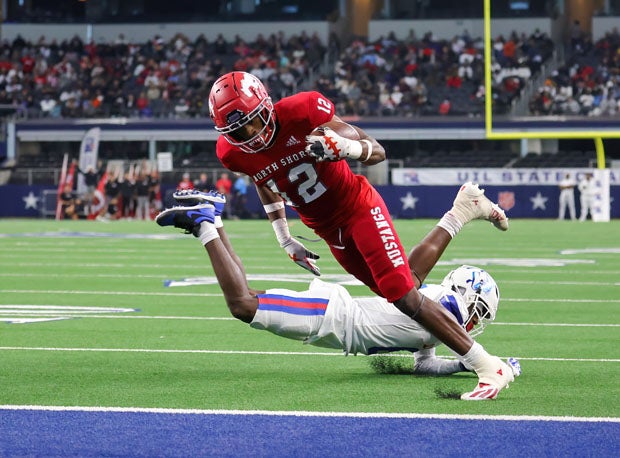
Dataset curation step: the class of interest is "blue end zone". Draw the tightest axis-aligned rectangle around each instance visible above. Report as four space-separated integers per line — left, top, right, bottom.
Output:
1 409 618 457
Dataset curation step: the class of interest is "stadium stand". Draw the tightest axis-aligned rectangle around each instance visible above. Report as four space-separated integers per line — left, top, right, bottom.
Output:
321 28 554 118
2 0 619 191
0 25 556 122
0 31 326 120
528 27 620 116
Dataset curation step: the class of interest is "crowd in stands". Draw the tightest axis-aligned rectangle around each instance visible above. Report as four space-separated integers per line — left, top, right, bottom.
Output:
317 28 553 117
0 27 556 121
529 26 620 116
5 25 620 121
57 159 163 221
0 31 326 119
61 161 254 221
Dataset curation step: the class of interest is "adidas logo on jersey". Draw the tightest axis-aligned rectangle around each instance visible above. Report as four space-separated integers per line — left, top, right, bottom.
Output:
285 136 302 147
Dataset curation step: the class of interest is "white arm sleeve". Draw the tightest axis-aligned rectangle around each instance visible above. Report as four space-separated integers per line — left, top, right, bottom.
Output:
413 348 469 376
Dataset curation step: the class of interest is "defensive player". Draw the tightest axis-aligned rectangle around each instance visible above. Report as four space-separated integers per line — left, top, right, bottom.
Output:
207 71 511 398
156 189 520 400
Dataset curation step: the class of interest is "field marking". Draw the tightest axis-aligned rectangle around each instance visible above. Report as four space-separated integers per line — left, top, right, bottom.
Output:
0 232 184 240
3 271 620 286
501 298 620 303
0 404 618 423
3 289 620 304
0 314 234 321
0 262 320 273
0 258 614 271
1 310 617 327
0 262 214 270
0 346 618 363
493 322 620 327
0 289 224 297
560 248 620 255
0 272 169 279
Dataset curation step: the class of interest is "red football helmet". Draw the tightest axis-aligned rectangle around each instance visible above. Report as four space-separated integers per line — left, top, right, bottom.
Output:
208 71 277 153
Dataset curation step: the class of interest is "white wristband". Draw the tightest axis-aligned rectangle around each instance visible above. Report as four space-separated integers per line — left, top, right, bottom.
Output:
360 139 373 162
263 201 285 213
345 139 363 160
271 218 291 246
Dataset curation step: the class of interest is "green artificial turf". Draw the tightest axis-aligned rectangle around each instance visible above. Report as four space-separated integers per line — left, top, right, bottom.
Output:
0 218 618 418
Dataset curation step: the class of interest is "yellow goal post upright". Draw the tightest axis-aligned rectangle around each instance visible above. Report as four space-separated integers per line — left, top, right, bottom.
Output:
483 0 616 221
483 0 620 148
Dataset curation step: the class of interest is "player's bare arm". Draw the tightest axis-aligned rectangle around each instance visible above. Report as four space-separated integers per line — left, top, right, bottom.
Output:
329 115 386 164
256 184 287 222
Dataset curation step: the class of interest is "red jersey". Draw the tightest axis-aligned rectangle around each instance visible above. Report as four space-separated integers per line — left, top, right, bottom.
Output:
217 91 372 232
216 91 414 302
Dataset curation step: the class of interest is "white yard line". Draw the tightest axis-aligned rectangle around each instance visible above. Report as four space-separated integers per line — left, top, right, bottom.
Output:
0 289 223 297
0 404 617 422
2 312 617 327
2 289 620 302
0 346 618 363
2 271 620 286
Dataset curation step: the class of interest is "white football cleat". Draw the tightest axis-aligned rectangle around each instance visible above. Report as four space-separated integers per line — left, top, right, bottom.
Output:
450 182 509 231
461 356 515 401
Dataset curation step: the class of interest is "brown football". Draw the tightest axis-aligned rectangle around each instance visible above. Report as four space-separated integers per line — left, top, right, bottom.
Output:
311 121 360 140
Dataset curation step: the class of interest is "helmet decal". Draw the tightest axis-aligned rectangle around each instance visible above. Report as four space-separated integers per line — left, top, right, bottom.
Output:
239 73 262 99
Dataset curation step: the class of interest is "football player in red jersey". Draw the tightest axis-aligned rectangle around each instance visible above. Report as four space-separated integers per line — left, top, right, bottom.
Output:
208 71 511 397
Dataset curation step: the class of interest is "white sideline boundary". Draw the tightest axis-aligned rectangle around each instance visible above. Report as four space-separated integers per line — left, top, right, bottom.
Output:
2 289 620 303
0 404 618 423
0 346 618 363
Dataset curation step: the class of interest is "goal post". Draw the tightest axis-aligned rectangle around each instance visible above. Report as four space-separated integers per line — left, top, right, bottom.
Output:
483 0 613 221
483 0 620 147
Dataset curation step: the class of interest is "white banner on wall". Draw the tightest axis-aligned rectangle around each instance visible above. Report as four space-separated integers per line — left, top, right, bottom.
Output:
157 152 173 172
591 169 611 222
391 168 620 186
76 127 101 194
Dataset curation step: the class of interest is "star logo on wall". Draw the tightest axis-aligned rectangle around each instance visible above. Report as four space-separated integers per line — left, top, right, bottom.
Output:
530 192 548 210
23 191 40 210
400 192 418 210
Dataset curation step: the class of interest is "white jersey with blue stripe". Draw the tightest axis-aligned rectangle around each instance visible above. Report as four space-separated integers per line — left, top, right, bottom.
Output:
251 279 467 357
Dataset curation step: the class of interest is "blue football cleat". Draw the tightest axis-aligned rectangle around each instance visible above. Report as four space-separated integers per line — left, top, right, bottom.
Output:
507 357 522 377
173 189 226 216
155 203 215 236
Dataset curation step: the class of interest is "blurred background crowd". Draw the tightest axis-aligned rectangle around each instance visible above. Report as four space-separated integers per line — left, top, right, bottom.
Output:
3 25 618 120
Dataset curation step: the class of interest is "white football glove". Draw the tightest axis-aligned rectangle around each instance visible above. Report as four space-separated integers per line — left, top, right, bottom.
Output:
305 127 363 162
281 237 321 276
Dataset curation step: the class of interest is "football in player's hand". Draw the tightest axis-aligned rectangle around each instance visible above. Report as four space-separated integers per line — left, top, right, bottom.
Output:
310 121 359 140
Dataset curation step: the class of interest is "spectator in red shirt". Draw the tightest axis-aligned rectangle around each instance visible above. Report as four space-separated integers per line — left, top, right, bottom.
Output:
215 172 233 219
446 73 462 89
439 97 451 115
215 172 232 195
177 172 194 191
21 55 35 73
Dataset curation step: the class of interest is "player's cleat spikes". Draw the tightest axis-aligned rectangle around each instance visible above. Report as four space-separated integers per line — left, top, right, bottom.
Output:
450 182 509 231
155 204 215 237
173 189 226 216
461 357 515 401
